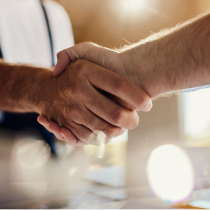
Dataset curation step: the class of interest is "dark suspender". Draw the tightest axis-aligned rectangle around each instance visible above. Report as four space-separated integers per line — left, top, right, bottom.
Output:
40 2 55 66
0 44 3 59
0 1 55 66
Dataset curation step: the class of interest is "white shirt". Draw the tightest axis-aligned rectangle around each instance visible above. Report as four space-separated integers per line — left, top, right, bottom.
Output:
0 0 74 68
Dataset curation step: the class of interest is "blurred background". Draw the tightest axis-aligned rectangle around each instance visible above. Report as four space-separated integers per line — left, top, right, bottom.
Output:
1 0 210 208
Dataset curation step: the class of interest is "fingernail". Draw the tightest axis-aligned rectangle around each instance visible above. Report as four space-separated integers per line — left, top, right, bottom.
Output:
144 100 153 112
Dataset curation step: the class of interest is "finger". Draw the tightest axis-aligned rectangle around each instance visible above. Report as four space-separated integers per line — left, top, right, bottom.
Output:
54 44 152 111
53 42 102 76
38 115 64 141
60 127 87 146
86 62 151 111
53 51 72 76
109 93 152 112
37 115 51 132
48 121 65 141
72 105 126 139
103 91 136 111
83 81 139 130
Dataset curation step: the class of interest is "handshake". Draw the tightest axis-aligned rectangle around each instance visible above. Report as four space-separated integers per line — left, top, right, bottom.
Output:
36 12 210 146
0 13 209 146
37 42 153 146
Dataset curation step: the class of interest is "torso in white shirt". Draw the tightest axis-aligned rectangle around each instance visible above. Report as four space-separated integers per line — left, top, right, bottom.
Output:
0 0 74 68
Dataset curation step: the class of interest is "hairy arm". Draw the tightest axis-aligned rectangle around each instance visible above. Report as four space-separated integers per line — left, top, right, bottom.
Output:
0 61 51 113
53 12 210 99
0 60 149 146
121 12 210 98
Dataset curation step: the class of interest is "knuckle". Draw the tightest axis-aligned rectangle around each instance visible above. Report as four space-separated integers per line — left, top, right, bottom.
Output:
113 79 128 93
48 123 54 131
57 50 64 58
70 60 91 77
75 59 88 69
111 109 127 126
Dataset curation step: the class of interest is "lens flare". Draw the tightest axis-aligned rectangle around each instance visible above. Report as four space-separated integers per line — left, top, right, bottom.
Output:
147 144 194 203
12 138 51 169
120 0 145 13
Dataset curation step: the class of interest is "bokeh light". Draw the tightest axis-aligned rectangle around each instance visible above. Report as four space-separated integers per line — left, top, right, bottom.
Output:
13 137 51 169
147 144 194 203
120 0 146 13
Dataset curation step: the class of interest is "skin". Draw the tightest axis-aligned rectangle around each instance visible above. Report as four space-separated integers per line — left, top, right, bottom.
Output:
0 59 151 146
41 12 210 142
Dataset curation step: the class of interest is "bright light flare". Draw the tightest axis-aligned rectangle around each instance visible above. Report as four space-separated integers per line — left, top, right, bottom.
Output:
12 138 51 169
120 0 145 13
147 145 194 203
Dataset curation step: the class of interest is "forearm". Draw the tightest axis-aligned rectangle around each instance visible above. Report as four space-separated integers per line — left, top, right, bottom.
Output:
0 61 52 113
122 12 210 98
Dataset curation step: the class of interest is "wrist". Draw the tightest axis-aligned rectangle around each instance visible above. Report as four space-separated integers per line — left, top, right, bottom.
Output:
31 69 55 114
120 32 188 99
19 67 54 114
120 41 167 98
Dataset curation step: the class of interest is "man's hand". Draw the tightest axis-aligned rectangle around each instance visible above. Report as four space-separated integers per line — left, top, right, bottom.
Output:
39 12 210 145
39 42 153 145
38 59 151 146
0 60 151 146
52 42 153 97
52 12 210 101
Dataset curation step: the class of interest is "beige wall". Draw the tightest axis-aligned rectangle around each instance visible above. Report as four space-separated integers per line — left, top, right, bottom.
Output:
55 0 210 48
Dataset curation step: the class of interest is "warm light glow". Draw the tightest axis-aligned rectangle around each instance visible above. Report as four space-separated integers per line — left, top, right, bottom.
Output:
147 145 194 203
13 138 51 169
120 0 145 13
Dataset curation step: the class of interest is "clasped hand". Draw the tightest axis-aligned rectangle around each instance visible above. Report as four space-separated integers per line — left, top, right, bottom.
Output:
38 43 152 146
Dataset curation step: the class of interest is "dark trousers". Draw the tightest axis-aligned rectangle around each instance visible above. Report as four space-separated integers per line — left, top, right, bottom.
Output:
0 113 56 154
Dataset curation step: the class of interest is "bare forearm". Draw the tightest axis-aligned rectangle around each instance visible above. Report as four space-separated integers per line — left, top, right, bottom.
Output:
0 61 52 113
122 12 210 98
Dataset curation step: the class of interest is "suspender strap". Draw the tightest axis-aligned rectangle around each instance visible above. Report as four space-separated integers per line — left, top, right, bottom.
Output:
0 45 3 59
40 2 55 66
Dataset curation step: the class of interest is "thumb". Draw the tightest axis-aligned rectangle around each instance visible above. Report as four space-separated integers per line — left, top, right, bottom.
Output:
53 42 117 76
